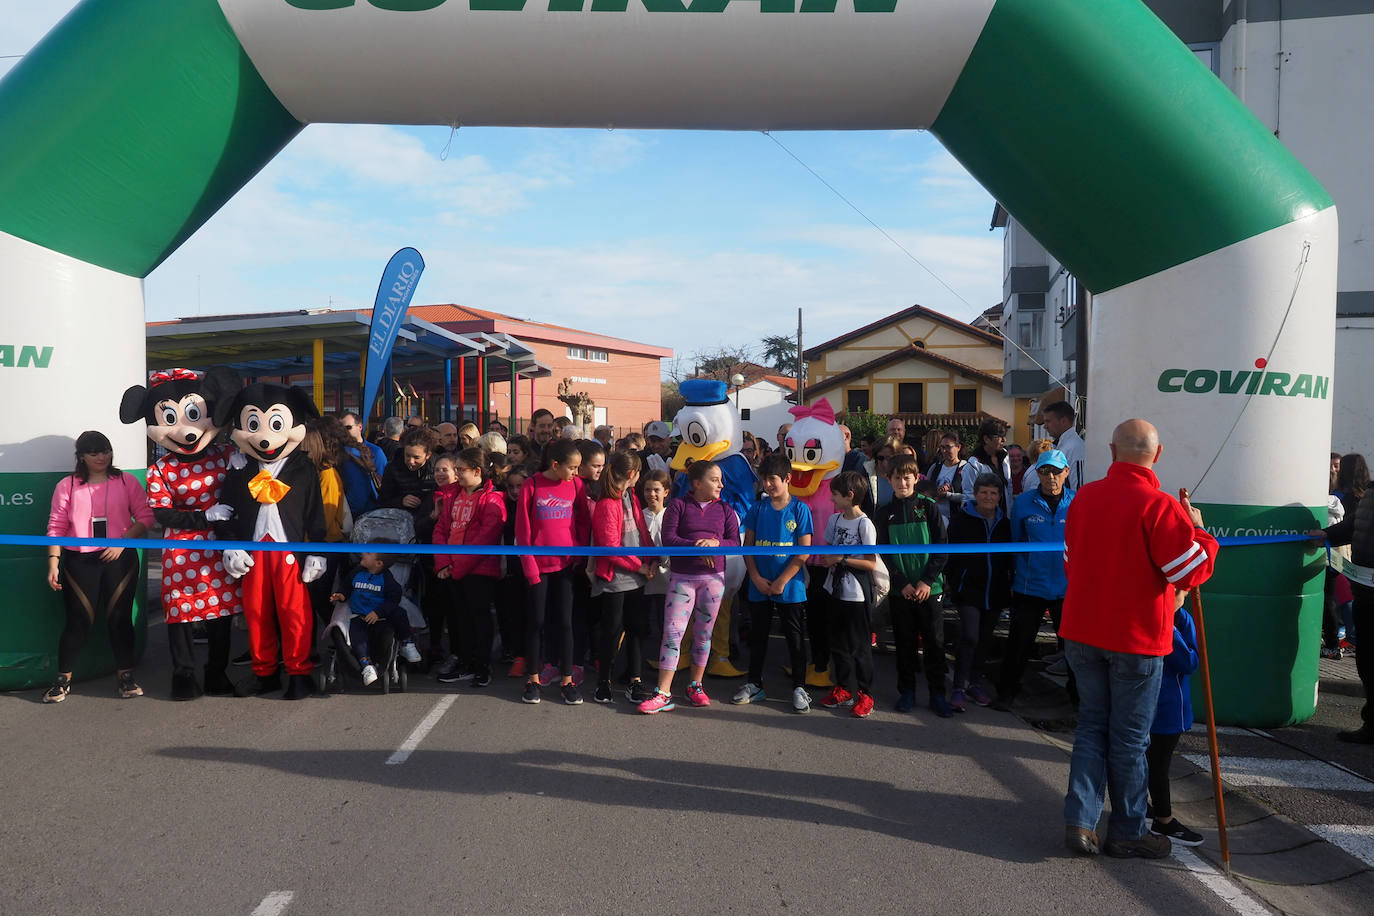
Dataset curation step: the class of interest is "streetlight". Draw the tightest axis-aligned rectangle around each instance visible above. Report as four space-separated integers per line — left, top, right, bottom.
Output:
730 373 745 408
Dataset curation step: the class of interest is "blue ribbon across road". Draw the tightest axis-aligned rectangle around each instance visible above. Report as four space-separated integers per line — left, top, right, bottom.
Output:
0 533 1314 556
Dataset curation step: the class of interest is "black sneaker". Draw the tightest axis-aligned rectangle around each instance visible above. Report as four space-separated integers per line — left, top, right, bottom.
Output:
627 681 655 704
1104 832 1172 859
561 682 584 706
521 681 541 704
594 680 614 703
117 671 144 699
42 674 71 704
471 670 492 688
1150 818 1203 847
231 650 253 667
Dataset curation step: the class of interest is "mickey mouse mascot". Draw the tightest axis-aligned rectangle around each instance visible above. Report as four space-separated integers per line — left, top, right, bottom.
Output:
120 366 243 700
213 383 327 700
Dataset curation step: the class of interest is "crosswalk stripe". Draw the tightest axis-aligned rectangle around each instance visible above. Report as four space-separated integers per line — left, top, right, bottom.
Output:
1182 755 1374 792
1310 825 1374 867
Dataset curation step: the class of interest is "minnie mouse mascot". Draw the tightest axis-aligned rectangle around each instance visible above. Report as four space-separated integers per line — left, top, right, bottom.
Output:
213 383 327 700
120 366 243 700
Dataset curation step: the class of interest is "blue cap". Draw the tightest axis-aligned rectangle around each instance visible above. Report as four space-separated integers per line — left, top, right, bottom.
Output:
1035 449 1069 470
680 379 729 406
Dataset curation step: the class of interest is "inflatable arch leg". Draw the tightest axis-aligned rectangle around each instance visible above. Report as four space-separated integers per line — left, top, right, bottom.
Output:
0 0 1335 723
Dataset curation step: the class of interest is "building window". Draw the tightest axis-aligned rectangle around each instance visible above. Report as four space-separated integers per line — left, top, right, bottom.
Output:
1017 312 1044 350
953 388 978 413
846 388 870 412
567 346 608 362
740 408 751 421
897 383 923 414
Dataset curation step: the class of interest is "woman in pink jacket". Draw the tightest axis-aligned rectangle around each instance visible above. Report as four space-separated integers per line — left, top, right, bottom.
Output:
43 430 154 703
515 438 591 706
590 451 656 704
435 448 507 687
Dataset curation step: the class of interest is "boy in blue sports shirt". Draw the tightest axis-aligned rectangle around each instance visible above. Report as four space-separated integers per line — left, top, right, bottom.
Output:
734 452 814 713
330 549 420 686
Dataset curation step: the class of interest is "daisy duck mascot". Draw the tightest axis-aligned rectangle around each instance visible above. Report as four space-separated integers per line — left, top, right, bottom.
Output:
670 378 756 677
213 383 327 700
120 366 243 700
784 398 847 687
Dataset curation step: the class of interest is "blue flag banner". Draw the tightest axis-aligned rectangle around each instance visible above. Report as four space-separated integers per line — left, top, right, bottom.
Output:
361 247 425 418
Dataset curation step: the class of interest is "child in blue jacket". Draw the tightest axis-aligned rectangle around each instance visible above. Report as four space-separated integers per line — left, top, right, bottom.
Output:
1145 605 1204 846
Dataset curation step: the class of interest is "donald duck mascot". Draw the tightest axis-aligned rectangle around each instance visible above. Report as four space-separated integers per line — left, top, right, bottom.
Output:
784 397 847 687
669 379 755 677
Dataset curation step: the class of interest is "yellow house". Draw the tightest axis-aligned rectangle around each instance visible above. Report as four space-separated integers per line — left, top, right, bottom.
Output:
804 304 1032 436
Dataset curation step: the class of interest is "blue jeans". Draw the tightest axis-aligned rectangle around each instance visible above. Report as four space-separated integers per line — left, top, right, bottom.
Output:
1063 640 1163 840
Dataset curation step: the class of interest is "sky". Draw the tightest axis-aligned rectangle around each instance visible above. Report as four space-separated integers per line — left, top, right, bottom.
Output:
1 2 1002 368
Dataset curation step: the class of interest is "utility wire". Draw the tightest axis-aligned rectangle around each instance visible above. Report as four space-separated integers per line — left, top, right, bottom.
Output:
761 130 1077 403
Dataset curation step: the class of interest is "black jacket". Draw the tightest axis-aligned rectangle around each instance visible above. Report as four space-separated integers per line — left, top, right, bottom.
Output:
1327 491 1374 591
215 451 325 550
944 502 1013 609
378 457 437 541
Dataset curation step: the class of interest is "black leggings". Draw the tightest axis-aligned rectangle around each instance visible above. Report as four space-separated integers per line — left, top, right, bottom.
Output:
1146 731 1182 820
748 598 807 688
496 573 527 659
804 574 830 671
953 603 1001 690
451 574 496 676
168 616 232 676
58 548 140 672
597 588 649 684
998 593 1064 699
526 567 575 678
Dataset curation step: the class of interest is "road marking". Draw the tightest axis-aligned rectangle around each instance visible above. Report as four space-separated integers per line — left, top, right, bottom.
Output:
1173 848 1269 915
250 891 294 916
386 695 457 765
1310 824 1374 867
1182 755 1374 792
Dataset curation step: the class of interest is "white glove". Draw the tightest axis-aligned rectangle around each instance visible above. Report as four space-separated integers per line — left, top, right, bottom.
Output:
301 555 327 584
227 451 247 470
222 549 254 578
204 504 234 523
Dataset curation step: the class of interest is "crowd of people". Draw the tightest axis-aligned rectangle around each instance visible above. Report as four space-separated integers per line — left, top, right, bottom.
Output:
38 395 1371 861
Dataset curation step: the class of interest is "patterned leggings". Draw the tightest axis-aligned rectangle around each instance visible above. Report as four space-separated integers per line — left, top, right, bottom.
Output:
660 572 726 670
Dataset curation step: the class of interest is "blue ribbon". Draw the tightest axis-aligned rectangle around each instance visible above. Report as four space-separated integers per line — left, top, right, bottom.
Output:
1 533 1314 556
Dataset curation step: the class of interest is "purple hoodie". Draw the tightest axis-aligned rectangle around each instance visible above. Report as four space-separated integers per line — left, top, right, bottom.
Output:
661 496 740 576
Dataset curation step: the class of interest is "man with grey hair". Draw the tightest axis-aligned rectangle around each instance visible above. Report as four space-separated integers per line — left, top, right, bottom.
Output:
435 422 459 456
378 416 404 463
1060 419 1217 860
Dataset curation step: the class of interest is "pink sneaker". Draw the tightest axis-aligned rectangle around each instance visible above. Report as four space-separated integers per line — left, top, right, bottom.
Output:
685 682 710 707
638 690 676 715
539 664 559 686
572 664 585 686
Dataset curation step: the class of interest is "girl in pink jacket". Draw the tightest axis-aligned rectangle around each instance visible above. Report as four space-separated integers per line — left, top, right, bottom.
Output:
515 438 591 705
590 451 656 704
435 448 506 687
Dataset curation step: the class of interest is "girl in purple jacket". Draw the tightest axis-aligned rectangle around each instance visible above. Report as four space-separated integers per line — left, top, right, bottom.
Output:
638 460 740 714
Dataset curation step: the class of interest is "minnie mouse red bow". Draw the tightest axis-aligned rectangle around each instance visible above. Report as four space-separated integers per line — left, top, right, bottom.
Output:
149 368 200 387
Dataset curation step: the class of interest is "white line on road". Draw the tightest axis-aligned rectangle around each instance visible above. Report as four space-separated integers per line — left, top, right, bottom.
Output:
250 891 294 916
386 695 457 765
1310 824 1374 867
1173 848 1270 916
1182 755 1374 792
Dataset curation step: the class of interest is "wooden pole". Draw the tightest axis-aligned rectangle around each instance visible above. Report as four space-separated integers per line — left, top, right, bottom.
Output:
1180 487 1230 872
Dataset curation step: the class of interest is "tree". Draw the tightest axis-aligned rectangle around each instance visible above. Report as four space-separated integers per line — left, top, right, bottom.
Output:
556 378 595 435
689 344 757 383
660 381 685 421
760 333 800 376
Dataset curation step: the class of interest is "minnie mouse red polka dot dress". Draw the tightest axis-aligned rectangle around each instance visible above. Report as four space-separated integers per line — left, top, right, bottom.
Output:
146 443 244 623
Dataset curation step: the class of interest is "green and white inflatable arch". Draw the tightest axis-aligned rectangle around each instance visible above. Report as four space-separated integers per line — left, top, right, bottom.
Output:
0 0 1336 724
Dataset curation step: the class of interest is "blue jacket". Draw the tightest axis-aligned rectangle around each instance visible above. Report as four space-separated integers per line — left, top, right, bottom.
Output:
1152 607 1199 735
341 442 388 516
1010 485 1073 599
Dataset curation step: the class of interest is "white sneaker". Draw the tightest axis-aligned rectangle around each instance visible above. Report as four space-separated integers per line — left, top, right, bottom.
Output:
792 687 811 714
399 641 422 664
732 683 765 705
361 664 379 686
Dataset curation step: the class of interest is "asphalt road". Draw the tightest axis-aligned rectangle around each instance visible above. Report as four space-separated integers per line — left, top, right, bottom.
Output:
2 621 1255 916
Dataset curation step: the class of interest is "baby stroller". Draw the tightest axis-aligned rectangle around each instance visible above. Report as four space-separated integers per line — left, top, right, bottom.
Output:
319 509 427 694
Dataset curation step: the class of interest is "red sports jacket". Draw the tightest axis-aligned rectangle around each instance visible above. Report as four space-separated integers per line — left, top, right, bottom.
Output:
1061 462 1218 656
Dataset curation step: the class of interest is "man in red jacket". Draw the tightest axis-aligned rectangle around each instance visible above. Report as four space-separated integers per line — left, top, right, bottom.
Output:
1060 419 1218 860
